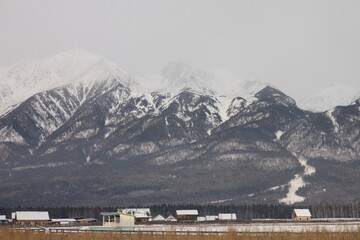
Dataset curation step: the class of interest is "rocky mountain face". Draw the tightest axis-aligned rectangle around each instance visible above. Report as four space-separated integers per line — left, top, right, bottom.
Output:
0 50 359 206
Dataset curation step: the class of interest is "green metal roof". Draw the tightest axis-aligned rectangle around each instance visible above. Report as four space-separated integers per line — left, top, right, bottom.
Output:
100 212 119 216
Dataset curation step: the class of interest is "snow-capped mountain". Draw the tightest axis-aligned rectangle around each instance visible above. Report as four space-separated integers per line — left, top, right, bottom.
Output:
135 62 266 97
298 84 358 112
0 50 359 206
0 49 132 113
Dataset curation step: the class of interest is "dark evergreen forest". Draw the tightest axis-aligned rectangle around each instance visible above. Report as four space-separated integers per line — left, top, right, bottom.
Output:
1 199 359 221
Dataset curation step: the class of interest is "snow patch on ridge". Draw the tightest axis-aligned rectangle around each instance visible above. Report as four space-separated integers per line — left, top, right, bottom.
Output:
275 130 284 140
0 127 27 145
280 154 316 204
326 109 340 133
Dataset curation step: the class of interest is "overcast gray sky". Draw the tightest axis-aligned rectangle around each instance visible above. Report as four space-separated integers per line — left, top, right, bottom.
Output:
1 0 360 99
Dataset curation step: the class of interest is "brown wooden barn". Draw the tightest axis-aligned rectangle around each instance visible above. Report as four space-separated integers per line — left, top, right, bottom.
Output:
292 209 312 221
176 210 198 221
12 211 50 225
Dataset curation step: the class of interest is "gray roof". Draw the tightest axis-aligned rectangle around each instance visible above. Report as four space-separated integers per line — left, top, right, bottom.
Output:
15 211 50 221
176 210 198 215
293 209 311 217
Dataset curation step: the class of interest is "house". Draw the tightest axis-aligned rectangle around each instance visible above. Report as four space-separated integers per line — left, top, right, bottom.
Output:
292 209 312 221
218 213 237 221
152 215 166 222
100 212 135 228
51 218 77 225
120 208 152 222
12 211 50 225
176 210 198 221
166 215 177 222
197 216 206 222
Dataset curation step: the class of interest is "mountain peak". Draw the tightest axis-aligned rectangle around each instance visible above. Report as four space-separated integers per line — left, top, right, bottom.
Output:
160 62 215 94
0 49 131 111
255 85 296 106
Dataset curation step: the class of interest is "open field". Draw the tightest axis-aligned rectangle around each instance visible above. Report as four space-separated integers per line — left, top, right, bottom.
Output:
1 221 360 240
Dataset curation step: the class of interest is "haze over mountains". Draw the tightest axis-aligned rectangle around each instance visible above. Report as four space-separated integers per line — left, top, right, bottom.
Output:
0 49 359 206
1 49 358 113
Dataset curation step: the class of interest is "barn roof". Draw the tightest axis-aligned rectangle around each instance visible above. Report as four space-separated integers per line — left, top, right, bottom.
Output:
176 210 198 215
152 215 166 221
100 212 119 216
166 215 177 221
0 215 6 220
293 209 311 217
15 211 50 221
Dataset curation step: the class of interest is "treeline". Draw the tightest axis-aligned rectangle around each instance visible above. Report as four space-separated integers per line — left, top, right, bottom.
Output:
0 199 359 220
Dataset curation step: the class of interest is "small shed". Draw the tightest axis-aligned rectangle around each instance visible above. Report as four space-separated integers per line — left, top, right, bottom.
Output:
292 209 311 221
176 210 198 221
218 213 237 221
152 215 166 222
12 211 50 225
166 215 177 222
100 212 135 228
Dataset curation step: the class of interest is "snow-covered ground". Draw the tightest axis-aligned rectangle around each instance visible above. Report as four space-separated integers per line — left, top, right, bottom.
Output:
11 221 360 233
135 222 360 232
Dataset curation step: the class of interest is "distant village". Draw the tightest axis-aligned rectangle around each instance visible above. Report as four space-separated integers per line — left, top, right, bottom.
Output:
0 208 312 230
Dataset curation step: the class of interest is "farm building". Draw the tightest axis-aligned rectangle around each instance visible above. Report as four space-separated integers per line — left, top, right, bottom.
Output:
51 218 77 225
0 215 8 224
292 209 312 221
218 213 237 221
100 212 135 228
152 215 166 222
176 210 198 221
166 215 177 222
120 208 151 222
12 211 50 225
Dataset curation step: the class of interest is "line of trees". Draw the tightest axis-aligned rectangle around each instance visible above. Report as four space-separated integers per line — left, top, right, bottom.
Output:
0 199 359 220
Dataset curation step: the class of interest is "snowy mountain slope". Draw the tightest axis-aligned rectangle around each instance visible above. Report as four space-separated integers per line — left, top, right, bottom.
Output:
0 77 132 150
0 86 305 206
213 86 305 138
298 84 358 112
134 62 265 123
0 49 132 112
353 90 360 103
135 62 266 97
0 82 359 206
282 98 360 162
